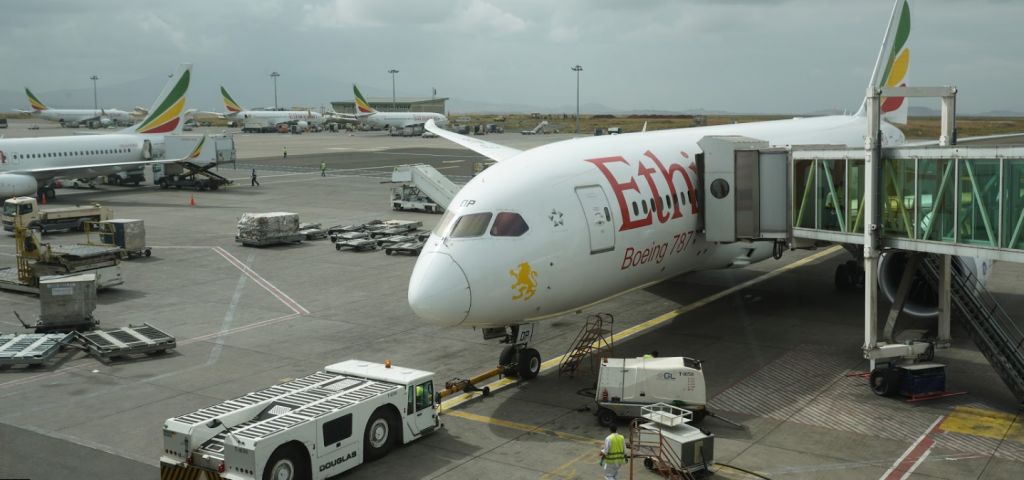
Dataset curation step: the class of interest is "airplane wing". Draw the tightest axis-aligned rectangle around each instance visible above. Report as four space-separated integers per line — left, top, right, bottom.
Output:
425 119 522 162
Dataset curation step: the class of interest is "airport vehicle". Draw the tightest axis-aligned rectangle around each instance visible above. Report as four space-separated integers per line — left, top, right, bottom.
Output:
17 88 132 128
0 64 198 199
390 164 458 213
520 121 548 135
86 219 151 258
407 1 961 379
630 404 714 477
2 197 111 233
334 232 377 251
349 84 448 130
160 360 439 480
0 212 123 294
298 223 328 240
384 239 426 256
217 86 325 133
0 118 7 129
595 356 707 427
67 178 96 189
105 166 146 186
376 234 418 248
368 220 422 238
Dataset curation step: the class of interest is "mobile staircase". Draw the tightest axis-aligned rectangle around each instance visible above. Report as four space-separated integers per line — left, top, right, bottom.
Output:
920 256 1024 403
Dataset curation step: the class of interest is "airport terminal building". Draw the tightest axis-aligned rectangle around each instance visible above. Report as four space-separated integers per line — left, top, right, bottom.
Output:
331 96 448 114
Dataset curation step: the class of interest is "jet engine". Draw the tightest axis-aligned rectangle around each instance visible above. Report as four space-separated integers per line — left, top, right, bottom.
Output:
99 117 113 127
878 251 991 319
296 121 309 132
0 174 39 198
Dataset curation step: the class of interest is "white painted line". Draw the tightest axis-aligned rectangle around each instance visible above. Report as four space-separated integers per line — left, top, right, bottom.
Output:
212 247 310 315
880 415 944 480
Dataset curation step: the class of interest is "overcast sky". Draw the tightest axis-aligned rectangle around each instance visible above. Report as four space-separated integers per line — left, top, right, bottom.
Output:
1 0 1021 114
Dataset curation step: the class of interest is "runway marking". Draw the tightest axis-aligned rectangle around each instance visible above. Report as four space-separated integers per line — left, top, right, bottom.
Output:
540 450 600 480
213 247 310 315
179 313 301 346
444 410 599 446
880 416 945 480
207 253 251 364
441 246 842 411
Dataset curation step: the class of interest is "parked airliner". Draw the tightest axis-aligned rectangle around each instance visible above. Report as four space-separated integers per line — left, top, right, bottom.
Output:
0 64 197 200
408 0 949 379
218 86 324 132
351 85 448 130
18 88 132 128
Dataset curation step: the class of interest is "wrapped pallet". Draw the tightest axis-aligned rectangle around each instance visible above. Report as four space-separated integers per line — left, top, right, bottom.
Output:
236 212 302 246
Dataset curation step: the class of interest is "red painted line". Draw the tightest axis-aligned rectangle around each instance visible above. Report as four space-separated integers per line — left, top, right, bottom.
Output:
212 247 310 315
880 416 944 480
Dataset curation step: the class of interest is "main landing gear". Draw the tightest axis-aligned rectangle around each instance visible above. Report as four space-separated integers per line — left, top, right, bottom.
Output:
835 260 865 291
483 323 541 379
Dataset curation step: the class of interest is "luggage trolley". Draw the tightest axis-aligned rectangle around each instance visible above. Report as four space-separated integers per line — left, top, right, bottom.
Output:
0 332 75 366
77 323 176 360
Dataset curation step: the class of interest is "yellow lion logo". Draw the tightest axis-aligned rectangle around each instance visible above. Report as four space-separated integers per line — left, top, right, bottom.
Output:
509 262 538 301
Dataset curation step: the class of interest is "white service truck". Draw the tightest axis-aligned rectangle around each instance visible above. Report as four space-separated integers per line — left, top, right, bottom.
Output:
595 356 707 426
1 197 112 233
161 360 439 480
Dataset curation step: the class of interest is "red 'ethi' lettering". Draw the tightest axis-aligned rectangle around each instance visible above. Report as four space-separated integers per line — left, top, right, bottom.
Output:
585 151 697 232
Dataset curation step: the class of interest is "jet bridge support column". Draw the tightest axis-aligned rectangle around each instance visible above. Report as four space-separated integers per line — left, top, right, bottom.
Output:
863 88 881 368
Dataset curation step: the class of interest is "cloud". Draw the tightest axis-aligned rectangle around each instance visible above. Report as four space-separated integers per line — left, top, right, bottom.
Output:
449 0 528 35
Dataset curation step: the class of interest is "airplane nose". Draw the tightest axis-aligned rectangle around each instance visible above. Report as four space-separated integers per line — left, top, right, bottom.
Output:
408 252 470 326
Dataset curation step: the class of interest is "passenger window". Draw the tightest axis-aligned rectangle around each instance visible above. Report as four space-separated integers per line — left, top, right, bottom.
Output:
450 212 492 238
642 201 648 214
603 207 611 222
632 202 638 217
322 414 352 446
490 212 529 237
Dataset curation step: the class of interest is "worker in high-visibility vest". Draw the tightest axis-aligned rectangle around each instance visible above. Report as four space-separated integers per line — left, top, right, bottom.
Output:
599 424 627 479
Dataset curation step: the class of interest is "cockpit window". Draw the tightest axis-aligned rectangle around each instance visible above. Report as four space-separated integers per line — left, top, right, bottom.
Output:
432 210 456 236
450 212 493 238
490 212 529 237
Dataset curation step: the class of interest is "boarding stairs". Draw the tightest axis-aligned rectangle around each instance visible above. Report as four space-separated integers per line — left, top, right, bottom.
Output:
391 164 460 209
558 313 614 377
628 418 694 480
918 255 1024 403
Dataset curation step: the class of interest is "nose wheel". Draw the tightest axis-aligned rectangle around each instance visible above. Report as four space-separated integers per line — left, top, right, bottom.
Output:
491 324 542 380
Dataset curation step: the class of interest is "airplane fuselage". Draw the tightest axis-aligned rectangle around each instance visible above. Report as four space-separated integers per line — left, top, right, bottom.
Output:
0 134 148 196
408 114 906 327
34 108 132 126
365 112 448 130
232 110 324 128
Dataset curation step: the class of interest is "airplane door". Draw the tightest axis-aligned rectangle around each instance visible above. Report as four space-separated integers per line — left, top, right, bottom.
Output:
142 140 152 160
575 185 615 254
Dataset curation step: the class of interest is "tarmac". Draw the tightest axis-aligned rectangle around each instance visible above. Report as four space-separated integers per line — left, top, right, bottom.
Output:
1 120 1023 479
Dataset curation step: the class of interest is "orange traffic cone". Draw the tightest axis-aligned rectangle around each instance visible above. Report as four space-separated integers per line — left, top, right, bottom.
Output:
189 194 196 207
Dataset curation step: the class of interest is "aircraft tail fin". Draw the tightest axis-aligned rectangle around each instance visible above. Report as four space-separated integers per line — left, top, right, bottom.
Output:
123 63 192 135
353 84 377 115
25 88 48 111
856 0 911 125
221 86 244 113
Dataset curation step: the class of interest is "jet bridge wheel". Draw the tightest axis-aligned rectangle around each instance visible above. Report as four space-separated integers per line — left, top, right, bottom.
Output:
262 443 310 480
869 366 901 397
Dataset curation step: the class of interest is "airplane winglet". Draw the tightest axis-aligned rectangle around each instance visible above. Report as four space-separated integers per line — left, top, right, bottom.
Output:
425 119 522 162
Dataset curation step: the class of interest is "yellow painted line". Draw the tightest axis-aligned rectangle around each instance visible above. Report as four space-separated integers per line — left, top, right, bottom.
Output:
940 406 1024 442
445 410 600 446
441 245 842 411
540 450 600 480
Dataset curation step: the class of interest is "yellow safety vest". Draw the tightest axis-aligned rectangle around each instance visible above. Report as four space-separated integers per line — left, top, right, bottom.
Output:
605 433 626 464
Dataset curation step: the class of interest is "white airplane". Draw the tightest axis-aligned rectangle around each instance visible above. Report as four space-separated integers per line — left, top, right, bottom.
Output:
0 64 198 200
218 86 324 132
18 88 133 128
407 0 972 379
351 84 448 130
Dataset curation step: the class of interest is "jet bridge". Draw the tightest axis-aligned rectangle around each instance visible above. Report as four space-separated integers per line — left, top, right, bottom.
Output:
697 86 1024 402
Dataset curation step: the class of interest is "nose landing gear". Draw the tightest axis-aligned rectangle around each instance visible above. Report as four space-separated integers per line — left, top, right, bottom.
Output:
486 323 542 379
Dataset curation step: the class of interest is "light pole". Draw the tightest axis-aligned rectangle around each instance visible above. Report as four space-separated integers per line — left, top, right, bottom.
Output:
89 75 99 110
571 65 583 134
388 69 399 111
270 71 280 109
